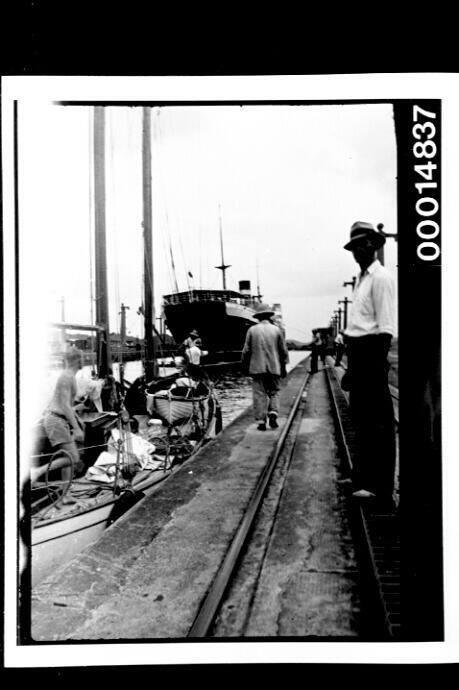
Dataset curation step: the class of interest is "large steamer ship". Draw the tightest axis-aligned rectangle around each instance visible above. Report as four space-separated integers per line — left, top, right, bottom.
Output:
163 280 283 364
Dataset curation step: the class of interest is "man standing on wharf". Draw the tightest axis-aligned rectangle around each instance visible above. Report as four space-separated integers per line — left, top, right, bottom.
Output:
242 303 289 431
343 221 396 504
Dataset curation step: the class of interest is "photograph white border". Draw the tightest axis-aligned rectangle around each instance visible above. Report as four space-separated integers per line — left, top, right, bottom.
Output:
3 72 459 667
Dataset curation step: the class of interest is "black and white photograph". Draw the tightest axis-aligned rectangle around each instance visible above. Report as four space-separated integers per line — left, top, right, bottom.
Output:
2 74 458 667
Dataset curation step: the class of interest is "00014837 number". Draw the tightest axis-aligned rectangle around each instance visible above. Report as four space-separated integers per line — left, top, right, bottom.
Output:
412 104 440 262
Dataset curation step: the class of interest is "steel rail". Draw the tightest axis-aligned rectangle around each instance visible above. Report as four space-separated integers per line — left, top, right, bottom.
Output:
187 370 310 637
325 367 354 473
324 366 395 638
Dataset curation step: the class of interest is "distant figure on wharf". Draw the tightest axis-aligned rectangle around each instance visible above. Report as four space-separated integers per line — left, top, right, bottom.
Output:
241 302 289 431
334 330 345 367
31 348 86 497
343 221 396 505
310 331 324 374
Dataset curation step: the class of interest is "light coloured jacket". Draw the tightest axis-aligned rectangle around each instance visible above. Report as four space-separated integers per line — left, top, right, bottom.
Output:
242 320 289 376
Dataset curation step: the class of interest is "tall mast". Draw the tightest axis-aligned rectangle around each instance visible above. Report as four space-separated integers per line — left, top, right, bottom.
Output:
169 240 179 294
119 302 129 386
93 106 111 378
215 205 231 289
142 107 157 381
256 261 263 302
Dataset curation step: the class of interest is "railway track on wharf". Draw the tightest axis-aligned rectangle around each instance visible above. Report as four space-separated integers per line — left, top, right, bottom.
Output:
190 362 400 640
188 370 311 637
325 364 401 640
189 364 372 640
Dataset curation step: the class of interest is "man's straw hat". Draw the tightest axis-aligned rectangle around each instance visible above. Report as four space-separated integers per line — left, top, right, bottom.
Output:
343 221 386 251
254 303 275 319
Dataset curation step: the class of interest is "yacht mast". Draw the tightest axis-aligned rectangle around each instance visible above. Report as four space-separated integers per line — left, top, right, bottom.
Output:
93 106 111 377
142 107 157 381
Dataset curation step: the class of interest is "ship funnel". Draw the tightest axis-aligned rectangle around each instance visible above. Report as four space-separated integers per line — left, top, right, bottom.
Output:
239 280 251 296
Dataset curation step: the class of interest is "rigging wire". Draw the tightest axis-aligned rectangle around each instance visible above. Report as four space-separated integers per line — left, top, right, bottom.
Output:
177 220 192 292
168 234 179 293
288 325 313 339
155 109 179 293
151 110 174 295
161 230 175 295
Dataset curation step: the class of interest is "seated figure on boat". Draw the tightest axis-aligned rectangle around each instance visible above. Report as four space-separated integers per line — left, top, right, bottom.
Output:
101 368 123 411
170 373 208 398
31 348 86 491
80 370 104 412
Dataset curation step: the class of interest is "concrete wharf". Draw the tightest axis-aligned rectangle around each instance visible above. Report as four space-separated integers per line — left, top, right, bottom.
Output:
31 357 389 641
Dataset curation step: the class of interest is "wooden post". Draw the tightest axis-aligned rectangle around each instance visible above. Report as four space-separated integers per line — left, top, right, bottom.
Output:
339 297 351 330
343 276 356 292
93 106 111 378
337 307 343 331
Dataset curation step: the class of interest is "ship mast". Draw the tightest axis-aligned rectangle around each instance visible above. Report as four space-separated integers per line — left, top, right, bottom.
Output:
215 205 231 289
256 260 263 302
93 106 111 378
142 107 157 381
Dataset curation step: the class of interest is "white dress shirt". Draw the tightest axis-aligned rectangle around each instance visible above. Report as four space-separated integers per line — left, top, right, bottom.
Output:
345 259 395 337
185 345 201 365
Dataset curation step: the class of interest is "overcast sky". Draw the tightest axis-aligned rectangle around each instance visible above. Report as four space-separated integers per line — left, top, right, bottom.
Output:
19 102 397 345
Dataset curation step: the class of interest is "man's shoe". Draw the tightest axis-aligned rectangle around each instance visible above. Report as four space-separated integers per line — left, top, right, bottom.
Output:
268 412 279 429
257 422 267 431
352 489 376 499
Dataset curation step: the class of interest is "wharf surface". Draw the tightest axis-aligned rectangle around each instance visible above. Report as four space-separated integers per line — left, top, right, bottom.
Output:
31 357 360 641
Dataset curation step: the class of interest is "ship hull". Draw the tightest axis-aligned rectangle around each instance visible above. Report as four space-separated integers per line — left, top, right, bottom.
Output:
164 300 257 363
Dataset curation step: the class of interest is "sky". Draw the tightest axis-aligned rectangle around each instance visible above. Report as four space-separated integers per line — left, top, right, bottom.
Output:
18 101 397 345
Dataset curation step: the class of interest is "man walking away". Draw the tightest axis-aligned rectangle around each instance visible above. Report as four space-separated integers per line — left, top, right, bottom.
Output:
310 331 322 374
242 303 289 431
343 221 396 505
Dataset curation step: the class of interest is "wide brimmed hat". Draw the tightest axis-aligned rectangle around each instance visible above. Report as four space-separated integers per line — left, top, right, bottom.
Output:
254 302 275 319
189 329 199 337
343 221 386 251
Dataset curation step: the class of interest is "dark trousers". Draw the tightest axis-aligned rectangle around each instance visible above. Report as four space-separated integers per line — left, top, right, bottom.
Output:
310 346 319 373
334 344 345 366
346 335 396 499
251 373 281 421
